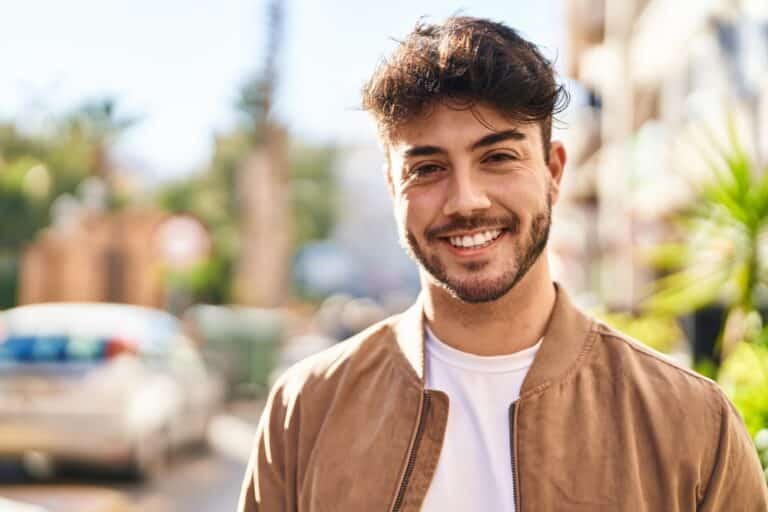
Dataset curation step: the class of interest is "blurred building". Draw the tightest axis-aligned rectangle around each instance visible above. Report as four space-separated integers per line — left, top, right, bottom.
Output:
19 208 210 308
332 144 419 297
563 0 768 308
293 144 419 301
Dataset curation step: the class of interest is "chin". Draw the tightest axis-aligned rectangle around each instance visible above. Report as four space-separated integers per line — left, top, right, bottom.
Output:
434 270 522 304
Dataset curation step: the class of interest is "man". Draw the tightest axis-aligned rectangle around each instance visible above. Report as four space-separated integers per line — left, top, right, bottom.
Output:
239 16 768 511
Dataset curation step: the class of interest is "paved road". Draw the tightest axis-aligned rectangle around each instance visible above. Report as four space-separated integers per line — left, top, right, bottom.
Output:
0 412 260 512
122 447 249 511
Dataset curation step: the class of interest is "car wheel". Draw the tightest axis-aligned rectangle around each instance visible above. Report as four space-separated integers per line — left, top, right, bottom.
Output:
129 428 170 481
21 451 56 480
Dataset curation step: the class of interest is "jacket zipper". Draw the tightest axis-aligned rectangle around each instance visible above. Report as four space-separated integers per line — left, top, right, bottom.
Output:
509 402 520 511
391 390 431 512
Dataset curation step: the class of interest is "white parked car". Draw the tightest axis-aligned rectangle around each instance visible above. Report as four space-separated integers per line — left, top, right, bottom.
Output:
0 303 224 479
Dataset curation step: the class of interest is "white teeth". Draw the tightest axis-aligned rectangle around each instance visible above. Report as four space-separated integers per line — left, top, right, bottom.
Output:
448 229 502 248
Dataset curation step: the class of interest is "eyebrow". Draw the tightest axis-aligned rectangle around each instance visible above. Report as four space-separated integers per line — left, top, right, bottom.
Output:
469 129 526 150
403 145 444 158
401 129 526 159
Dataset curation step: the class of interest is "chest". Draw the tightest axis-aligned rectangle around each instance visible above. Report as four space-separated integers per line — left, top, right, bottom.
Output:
297 375 702 512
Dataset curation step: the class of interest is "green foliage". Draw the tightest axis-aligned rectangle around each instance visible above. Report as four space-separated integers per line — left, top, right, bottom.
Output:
166 258 232 306
640 118 768 456
156 128 338 305
643 118 768 318
156 129 252 304
0 122 89 307
715 317 768 479
718 342 768 438
0 158 51 249
290 143 338 248
66 99 138 143
754 429 768 481
0 97 135 307
237 77 271 129
0 253 18 310
0 98 136 248
157 62 339 305
0 123 92 251
693 358 719 380
592 310 683 354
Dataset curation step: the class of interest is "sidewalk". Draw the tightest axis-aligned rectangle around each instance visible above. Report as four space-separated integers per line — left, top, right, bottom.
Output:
0 487 133 512
206 400 265 464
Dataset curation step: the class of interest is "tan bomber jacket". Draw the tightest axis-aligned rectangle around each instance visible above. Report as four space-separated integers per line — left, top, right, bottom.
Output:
238 284 768 511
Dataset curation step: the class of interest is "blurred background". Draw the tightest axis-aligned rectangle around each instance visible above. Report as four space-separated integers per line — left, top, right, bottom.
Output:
1 0 767 510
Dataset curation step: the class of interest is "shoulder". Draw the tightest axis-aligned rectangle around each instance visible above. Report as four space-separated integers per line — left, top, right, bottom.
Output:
590 320 727 421
589 321 765 504
265 313 405 415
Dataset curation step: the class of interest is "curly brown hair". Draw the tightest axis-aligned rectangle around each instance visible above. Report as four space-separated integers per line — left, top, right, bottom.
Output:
362 16 569 161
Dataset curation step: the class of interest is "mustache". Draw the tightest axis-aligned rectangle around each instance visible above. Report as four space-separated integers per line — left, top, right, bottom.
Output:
425 214 520 240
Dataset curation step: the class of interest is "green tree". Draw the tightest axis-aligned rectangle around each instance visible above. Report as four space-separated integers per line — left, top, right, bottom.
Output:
157 130 250 304
64 98 138 208
644 119 768 358
157 132 338 305
290 143 338 248
0 97 135 307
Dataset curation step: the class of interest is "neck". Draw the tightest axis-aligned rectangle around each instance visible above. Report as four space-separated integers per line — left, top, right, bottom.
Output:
422 256 556 356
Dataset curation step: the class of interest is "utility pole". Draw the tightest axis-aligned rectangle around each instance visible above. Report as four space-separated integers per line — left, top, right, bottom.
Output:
234 0 292 307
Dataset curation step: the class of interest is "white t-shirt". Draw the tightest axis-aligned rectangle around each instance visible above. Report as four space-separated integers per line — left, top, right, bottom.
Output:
422 326 542 512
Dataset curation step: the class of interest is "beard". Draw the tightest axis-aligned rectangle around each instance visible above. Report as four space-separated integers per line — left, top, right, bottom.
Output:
402 192 552 303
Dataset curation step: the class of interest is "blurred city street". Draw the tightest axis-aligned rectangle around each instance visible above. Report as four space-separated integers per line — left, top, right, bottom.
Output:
1 0 768 508
0 402 262 512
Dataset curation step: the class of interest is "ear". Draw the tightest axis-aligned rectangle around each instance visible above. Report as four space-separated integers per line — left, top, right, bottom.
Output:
547 140 567 202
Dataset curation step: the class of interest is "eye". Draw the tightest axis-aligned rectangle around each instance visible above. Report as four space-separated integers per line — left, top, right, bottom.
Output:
482 152 517 164
410 163 444 177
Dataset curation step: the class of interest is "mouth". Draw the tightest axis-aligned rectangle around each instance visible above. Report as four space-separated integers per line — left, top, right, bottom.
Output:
437 228 507 256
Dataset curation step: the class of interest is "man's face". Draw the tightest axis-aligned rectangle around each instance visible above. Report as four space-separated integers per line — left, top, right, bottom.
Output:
387 103 565 303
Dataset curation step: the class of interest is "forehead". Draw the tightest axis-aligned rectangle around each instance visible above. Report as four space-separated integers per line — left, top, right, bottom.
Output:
386 103 541 156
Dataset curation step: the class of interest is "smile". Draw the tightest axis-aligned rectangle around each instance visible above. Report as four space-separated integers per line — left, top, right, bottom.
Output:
442 229 505 252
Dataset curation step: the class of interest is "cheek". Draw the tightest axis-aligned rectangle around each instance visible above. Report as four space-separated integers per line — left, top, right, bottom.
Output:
393 192 412 228
492 178 546 213
399 189 442 233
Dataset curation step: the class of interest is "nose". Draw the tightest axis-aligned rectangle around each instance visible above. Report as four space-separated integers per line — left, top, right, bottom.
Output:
442 168 491 217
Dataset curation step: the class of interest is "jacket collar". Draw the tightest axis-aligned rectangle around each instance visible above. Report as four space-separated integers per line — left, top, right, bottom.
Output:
392 282 597 395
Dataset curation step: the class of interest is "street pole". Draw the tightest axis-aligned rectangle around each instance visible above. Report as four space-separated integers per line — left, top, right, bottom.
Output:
234 0 292 307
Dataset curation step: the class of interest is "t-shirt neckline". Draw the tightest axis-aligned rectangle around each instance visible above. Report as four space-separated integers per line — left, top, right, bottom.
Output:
425 325 542 374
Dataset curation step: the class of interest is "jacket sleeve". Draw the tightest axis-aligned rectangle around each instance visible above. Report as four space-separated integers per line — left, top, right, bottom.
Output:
698 389 768 510
237 374 299 512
